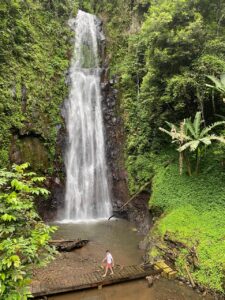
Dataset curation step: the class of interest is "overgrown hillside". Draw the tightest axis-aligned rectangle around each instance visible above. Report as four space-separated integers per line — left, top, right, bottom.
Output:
148 152 225 292
0 0 76 173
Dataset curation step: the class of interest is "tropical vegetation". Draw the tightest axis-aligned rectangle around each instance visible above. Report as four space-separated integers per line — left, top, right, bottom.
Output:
159 111 225 175
1 0 225 296
0 163 56 299
206 73 225 96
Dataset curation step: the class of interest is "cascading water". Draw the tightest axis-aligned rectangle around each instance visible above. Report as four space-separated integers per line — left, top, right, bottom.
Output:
63 10 112 221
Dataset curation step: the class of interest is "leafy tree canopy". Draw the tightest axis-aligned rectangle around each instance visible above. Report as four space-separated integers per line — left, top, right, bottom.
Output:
117 0 225 191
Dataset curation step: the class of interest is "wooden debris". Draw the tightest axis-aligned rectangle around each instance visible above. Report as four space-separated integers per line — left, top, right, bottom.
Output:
184 264 196 288
49 239 89 252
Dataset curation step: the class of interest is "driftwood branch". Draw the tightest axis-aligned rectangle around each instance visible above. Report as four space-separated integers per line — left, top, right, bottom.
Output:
50 239 89 252
108 180 152 220
184 264 196 288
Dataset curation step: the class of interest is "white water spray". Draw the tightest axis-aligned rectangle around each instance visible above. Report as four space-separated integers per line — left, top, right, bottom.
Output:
63 10 112 221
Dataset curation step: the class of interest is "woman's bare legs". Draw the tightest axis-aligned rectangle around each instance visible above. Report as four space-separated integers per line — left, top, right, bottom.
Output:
103 265 109 277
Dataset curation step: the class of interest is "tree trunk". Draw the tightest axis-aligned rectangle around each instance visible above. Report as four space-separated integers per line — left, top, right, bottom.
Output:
184 152 192 176
195 149 201 175
179 152 183 175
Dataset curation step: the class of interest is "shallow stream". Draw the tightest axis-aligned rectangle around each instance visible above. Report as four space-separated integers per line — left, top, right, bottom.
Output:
45 219 213 300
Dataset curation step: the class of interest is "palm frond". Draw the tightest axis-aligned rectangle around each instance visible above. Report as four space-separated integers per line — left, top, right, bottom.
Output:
165 121 178 131
209 135 225 144
178 141 195 152
159 127 175 138
190 140 200 151
193 111 202 138
199 137 211 145
185 118 196 138
220 73 225 86
206 75 223 89
205 83 217 89
200 121 225 137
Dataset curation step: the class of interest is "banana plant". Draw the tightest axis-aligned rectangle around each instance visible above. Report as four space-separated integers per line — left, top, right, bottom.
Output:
159 120 192 175
179 112 225 174
160 112 225 175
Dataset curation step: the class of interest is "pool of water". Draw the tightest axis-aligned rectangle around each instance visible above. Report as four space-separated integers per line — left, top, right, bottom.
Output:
49 278 212 300
53 218 144 266
39 219 213 300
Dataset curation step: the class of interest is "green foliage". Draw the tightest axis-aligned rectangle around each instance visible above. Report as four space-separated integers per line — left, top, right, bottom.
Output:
0 0 75 171
151 158 225 211
0 163 57 299
115 0 225 190
150 158 225 292
126 154 154 193
160 112 225 174
206 73 225 95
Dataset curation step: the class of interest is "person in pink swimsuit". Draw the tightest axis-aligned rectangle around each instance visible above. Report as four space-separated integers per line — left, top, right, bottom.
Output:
102 250 114 277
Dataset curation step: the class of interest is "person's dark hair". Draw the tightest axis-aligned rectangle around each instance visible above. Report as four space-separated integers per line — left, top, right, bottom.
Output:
106 250 109 253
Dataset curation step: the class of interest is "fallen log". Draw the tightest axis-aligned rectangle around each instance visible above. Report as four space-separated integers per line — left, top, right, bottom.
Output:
49 239 74 243
50 239 89 252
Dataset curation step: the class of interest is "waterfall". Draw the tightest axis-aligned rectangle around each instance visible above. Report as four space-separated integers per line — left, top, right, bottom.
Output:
63 10 112 221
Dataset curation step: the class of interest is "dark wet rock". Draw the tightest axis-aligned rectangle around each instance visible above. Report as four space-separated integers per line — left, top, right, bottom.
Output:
54 177 61 185
112 89 118 95
139 239 149 250
112 117 117 124
146 275 154 287
101 82 110 91
101 61 129 210
21 83 27 113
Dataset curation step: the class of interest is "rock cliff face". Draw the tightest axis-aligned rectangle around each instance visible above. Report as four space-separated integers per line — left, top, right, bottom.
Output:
101 70 130 210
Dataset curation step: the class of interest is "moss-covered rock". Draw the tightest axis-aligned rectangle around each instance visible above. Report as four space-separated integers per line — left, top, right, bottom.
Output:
10 136 49 172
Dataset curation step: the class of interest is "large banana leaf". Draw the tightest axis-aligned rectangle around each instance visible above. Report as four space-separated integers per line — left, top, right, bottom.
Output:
165 121 178 130
199 137 211 145
159 127 176 139
206 74 225 94
206 75 223 89
200 121 225 137
185 118 196 138
193 111 202 138
210 135 225 144
178 141 198 152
